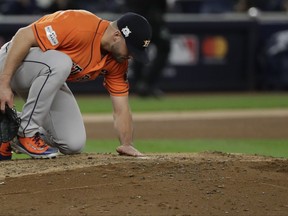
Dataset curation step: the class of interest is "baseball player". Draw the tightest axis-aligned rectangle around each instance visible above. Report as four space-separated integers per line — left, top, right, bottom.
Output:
0 10 152 160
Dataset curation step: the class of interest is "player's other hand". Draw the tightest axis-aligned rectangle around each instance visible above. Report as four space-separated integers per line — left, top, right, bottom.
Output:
0 82 14 112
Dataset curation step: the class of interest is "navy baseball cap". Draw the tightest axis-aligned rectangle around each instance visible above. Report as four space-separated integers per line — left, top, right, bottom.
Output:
117 12 152 64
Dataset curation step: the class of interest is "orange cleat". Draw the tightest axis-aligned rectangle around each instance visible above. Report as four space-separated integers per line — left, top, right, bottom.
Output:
0 142 12 160
12 133 59 159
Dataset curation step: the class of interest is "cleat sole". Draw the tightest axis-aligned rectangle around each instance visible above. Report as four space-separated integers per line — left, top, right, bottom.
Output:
11 142 59 159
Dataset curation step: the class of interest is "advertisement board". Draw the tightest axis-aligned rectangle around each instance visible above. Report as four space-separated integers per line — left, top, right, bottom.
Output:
1 13 287 93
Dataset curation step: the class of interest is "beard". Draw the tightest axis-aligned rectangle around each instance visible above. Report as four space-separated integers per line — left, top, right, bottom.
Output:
110 44 128 63
111 53 125 63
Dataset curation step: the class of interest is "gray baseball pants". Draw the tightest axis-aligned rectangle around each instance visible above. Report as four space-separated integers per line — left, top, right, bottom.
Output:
0 44 86 154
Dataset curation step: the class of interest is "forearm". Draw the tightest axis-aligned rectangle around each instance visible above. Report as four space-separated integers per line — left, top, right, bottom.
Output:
110 95 134 146
110 95 143 157
0 26 37 85
0 25 38 110
113 108 134 146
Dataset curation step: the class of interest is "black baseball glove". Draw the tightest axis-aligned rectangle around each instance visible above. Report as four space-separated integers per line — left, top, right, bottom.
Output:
0 105 21 143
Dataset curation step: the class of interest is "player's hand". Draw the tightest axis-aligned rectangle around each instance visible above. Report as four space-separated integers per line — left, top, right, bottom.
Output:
116 145 144 157
0 84 14 112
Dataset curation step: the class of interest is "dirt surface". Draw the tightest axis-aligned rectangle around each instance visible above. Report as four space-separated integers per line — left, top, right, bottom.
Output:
0 110 288 216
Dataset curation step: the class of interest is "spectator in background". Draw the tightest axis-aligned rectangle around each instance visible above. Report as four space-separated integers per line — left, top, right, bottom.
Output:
124 0 171 98
259 30 288 90
270 0 288 11
1 0 39 15
172 0 236 13
172 0 288 13
234 0 286 12
37 0 78 13
200 0 236 13
59 0 124 13
36 0 124 14
172 0 202 13
282 0 288 11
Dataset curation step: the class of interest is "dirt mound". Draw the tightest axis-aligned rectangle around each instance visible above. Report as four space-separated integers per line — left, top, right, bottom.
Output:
1 152 287 216
1 109 288 215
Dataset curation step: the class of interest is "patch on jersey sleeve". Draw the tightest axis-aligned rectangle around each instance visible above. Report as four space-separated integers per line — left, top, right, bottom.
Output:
44 25 59 46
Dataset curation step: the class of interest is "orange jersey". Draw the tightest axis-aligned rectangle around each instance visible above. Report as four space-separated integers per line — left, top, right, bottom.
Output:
31 10 129 96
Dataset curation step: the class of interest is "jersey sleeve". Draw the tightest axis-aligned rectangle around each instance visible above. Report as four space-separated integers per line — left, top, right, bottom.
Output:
103 61 129 96
31 10 93 52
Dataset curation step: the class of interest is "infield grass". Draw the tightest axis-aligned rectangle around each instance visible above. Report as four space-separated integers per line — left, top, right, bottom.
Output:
12 93 288 159
14 92 288 113
13 139 288 159
78 92 288 113
84 139 288 158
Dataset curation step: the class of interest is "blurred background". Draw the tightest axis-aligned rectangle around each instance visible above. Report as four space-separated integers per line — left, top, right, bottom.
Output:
3 0 288 158
1 0 288 97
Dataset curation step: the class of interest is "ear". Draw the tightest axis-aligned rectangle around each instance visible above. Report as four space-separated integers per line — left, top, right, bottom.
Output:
113 30 122 42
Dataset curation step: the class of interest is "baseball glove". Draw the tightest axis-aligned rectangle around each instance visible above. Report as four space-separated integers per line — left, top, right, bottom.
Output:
0 105 21 143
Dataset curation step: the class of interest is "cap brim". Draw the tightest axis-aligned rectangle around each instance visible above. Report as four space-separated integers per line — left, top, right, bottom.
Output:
127 43 149 64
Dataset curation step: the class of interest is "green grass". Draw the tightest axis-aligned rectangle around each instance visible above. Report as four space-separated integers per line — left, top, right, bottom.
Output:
14 93 288 113
83 139 288 158
12 139 288 159
77 93 288 113
11 93 288 159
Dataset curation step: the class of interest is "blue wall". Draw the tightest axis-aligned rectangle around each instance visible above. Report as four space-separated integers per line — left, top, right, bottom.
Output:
1 13 287 93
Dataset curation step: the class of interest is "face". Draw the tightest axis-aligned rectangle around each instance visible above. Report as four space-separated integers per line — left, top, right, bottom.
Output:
110 33 132 63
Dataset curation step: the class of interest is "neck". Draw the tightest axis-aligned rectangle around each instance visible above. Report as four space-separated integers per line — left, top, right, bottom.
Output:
101 22 115 55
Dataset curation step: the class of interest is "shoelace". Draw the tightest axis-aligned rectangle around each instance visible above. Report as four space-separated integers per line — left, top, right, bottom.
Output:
32 133 48 148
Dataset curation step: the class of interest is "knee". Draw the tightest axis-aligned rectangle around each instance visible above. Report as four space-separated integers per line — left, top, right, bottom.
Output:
47 51 72 79
58 135 86 155
55 55 72 73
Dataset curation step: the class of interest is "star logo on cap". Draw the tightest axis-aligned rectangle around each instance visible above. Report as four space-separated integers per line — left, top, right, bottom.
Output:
143 40 150 48
121 26 132 38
